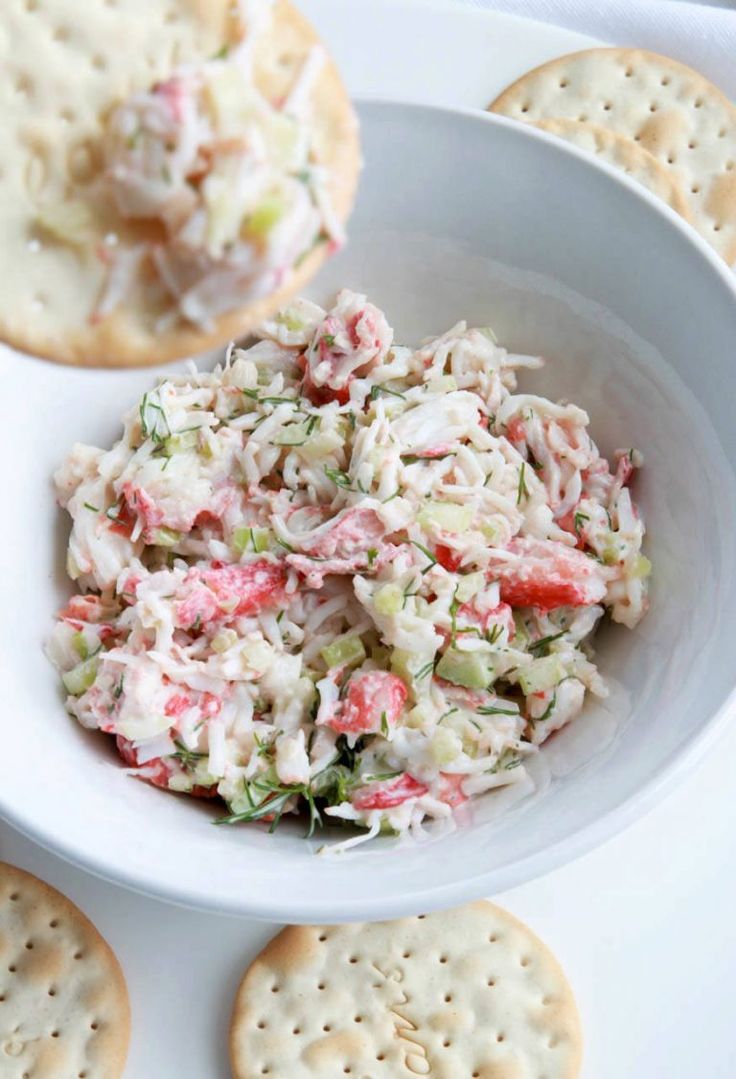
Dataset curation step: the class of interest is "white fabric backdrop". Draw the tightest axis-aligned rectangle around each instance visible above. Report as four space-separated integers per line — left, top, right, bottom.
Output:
459 0 736 99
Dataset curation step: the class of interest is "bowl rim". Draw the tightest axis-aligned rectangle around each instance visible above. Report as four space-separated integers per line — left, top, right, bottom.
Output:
3 97 736 920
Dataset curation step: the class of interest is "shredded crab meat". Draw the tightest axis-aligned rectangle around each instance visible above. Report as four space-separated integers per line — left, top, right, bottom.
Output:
90 0 340 328
48 288 650 849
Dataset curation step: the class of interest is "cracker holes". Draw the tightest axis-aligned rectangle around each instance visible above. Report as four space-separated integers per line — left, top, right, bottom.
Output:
317 933 328 942
520 104 531 114
442 1039 451 1048
649 103 658 112
59 108 76 125
292 1026 301 1035
488 934 498 944
343 1068 352 1075
691 183 700 193
559 79 569 89
256 1020 266 1029
520 956 531 968
727 161 734 171
260 1069 270 1076
548 1035 560 1049
322 1024 332 1033
694 98 704 109
578 113 588 122
661 76 671 86
8 966 16 974
164 9 179 23
51 1030 60 1039
602 102 612 111
688 141 697 150
354 1015 363 1023
48 988 56 997
402 951 412 959
25 0 39 10
718 128 727 138
438 955 448 964
73 952 83 960
417 914 426 920
92 54 107 70
79 1073 88 1079
634 134 642 142
624 67 634 77
376 1053 386 1061
473 1073 480 1078
25 942 33 951
487 978 496 987
90 1022 99 1032
270 985 280 994
348 955 359 965
49 920 59 929
53 25 70 42
496 1033 505 1043
8 894 18 902
667 155 676 164
444 993 453 1003
317 982 326 991
713 223 723 232
15 73 34 98
0 995 5 1003
542 996 553 1006
25 150 49 195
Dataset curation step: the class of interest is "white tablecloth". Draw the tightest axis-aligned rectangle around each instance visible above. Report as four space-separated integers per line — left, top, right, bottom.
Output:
462 0 736 99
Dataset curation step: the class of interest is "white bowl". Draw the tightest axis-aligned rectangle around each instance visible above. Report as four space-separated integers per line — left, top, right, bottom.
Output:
2 101 736 921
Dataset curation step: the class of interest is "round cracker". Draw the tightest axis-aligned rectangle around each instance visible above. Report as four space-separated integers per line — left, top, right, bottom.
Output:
0 862 130 1079
534 118 692 220
229 900 582 1079
0 0 359 367
489 47 736 264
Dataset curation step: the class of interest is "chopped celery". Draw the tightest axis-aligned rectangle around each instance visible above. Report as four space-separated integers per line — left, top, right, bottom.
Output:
518 656 566 695
275 422 309 446
426 375 457 393
153 527 181 547
71 631 89 661
431 727 462 765
512 614 530 650
62 656 99 696
418 501 474 533
374 583 404 616
435 649 492 689
167 773 193 793
479 326 498 343
245 194 284 239
390 648 414 682
66 550 81 581
320 635 366 670
298 431 343 462
164 430 199 455
455 571 485 604
212 629 238 654
480 517 505 544
406 703 431 729
276 311 304 332
233 526 270 555
631 554 652 579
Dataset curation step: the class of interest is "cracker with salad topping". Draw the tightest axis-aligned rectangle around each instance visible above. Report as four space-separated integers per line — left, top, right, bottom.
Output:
489 48 736 265
0 862 130 1079
534 118 692 221
0 0 359 366
229 900 582 1078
